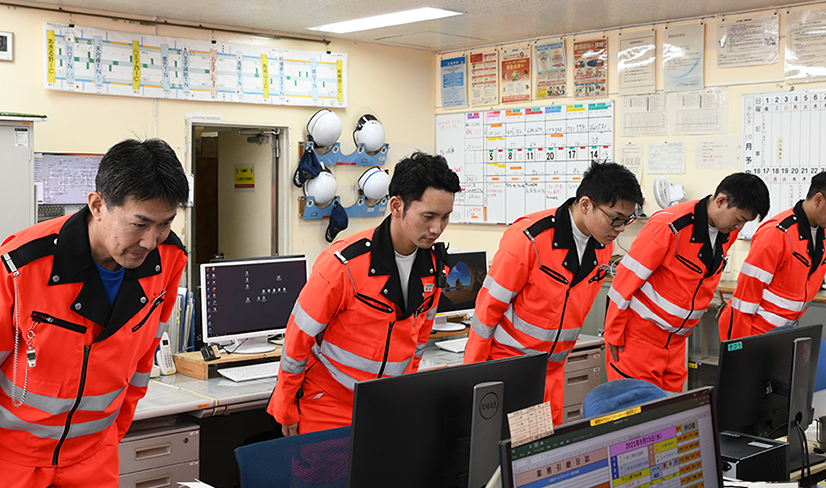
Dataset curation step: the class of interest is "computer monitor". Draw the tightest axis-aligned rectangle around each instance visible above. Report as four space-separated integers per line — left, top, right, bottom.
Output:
500 387 723 488
348 352 547 488
200 255 308 354
433 249 488 330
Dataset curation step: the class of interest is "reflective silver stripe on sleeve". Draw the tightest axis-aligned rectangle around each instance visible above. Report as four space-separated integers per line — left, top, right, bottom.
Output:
292 301 328 338
414 343 426 358
0 370 124 414
483 275 517 305
0 351 9 365
608 285 631 310
319 341 412 378
548 347 573 363
629 298 695 336
312 344 360 391
731 297 760 314
620 254 654 281
510 309 580 344
279 351 308 375
129 371 151 388
0 404 119 440
425 307 437 321
640 282 705 320
762 289 808 313
155 320 166 338
756 307 794 327
740 263 774 285
470 313 496 340
492 327 573 363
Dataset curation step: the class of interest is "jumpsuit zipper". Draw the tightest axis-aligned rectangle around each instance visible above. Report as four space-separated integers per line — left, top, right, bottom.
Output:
30 312 87 333
548 287 572 356
376 321 396 378
53 345 91 465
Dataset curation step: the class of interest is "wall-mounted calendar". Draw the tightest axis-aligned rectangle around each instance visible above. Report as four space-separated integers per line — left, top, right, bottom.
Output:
741 89 826 238
436 102 614 224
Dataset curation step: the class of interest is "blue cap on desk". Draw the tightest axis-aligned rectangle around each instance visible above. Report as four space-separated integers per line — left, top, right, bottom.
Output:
581 379 667 418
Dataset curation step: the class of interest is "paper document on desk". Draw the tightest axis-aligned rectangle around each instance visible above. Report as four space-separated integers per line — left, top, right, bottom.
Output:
178 481 215 488
507 401 554 447
722 479 796 487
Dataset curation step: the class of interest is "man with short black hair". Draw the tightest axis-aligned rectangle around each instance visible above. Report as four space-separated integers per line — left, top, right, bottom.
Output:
464 161 643 426
720 172 826 340
0 139 189 487
604 172 770 392
269 151 461 435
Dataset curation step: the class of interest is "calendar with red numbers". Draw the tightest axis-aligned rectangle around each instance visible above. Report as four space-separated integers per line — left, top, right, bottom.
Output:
436 101 614 225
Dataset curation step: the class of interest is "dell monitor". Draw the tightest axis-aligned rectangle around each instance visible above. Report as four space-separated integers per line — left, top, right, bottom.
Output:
716 323 823 471
348 352 547 488
433 249 488 331
200 255 308 354
500 387 723 488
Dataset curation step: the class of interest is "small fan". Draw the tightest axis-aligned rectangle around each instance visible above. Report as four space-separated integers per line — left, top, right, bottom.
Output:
653 176 687 209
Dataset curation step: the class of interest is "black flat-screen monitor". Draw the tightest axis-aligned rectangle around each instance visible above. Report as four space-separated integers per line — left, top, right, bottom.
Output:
716 324 822 439
500 387 723 488
347 352 547 488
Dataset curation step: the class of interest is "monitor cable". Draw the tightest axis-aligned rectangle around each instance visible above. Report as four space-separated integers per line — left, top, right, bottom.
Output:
796 419 812 487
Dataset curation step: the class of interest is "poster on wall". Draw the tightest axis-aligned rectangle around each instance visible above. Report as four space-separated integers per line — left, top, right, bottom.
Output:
573 39 607 98
717 15 779 68
500 45 531 103
440 55 468 109
786 9 826 82
620 93 667 136
666 88 728 135
663 24 705 92
618 32 656 95
535 40 567 98
470 49 498 106
43 22 348 107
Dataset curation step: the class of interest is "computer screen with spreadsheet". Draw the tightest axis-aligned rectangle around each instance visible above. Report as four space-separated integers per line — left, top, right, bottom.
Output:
500 387 722 488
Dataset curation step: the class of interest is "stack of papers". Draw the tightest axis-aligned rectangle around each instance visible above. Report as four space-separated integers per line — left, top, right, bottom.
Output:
435 337 468 353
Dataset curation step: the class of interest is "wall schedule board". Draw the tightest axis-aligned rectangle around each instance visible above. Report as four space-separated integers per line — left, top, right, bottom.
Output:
436 101 614 224
741 90 826 238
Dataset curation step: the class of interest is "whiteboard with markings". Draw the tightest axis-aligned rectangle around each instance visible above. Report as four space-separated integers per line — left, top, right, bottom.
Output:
436 101 614 225
741 90 826 238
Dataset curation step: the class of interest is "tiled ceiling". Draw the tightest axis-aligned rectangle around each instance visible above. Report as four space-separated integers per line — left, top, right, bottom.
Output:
14 0 791 51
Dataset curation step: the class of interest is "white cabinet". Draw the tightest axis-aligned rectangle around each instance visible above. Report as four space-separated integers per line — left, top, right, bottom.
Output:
0 116 43 242
119 419 200 488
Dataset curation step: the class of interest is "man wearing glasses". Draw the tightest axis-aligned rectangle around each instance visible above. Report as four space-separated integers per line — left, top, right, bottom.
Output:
464 161 643 426
604 173 769 392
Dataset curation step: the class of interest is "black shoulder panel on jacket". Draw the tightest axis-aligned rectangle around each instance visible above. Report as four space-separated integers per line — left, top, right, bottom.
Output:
161 230 188 254
670 213 694 233
777 214 798 232
524 215 557 239
339 238 372 261
2 234 57 274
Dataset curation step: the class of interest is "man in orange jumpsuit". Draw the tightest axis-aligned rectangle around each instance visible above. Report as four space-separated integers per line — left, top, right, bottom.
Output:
464 161 643 426
268 152 461 436
604 173 769 392
719 172 826 340
0 139 189 488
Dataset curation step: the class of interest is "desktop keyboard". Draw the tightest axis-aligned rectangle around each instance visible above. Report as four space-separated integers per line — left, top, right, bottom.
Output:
435 337 468 354
218 361 280 382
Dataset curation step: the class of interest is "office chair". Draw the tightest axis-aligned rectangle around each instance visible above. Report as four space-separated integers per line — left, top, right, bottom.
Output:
234 426 351 488
580 378 667 418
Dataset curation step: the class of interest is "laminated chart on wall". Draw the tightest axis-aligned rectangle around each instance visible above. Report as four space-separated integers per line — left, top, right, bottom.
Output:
741 89 826 238
43 22 347 107
34 153 101 205
436 101 614 224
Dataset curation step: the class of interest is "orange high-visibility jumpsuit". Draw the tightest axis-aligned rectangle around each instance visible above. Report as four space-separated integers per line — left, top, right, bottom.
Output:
464 199 611 426
267 216 445 433
719 201 826 340
604 197 734 392
0 209 187 487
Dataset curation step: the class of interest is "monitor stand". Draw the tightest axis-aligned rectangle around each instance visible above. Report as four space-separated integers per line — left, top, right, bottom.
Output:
468 381 504 488
231 337 277 354
787 337 826 472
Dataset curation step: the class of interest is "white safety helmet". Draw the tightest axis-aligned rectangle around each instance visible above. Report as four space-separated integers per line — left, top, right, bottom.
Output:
352 114 386 153
307 109 342 148
304 169 337 206
358 166 390 200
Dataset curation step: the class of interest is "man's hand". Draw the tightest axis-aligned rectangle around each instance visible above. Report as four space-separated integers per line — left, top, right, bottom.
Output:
282 422 299 437
607 343 623 362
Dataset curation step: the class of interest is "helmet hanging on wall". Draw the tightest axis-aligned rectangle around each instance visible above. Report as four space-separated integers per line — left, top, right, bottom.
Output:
307 109 342 148
352 114 386 153
358 166 390 201
304 169 337 206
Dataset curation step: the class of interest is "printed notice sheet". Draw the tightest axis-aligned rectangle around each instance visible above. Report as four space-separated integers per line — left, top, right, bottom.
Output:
618 32 656 95
507 401 554 448
647 141 686 174
663 24 705 91
535 40 567 99
620 93 667 137
696 136 738 170
620 143 644 180
574 39 608 98
667 88 728 135
441 55 468 109
501 45 531 103
470 49 498 106
786 9 826 82
717 15 779 67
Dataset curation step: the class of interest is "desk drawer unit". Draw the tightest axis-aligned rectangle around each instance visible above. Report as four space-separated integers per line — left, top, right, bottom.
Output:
563 346 602 408
119 420 200 488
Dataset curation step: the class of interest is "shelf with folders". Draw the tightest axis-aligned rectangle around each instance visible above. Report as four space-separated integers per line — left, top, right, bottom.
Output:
299 195 388 220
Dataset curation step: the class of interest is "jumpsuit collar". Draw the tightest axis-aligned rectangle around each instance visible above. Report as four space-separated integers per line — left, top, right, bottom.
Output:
793 199 825 271
368 216 436 319
51 207 166 338
692 196 730 277
552 198 605 286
